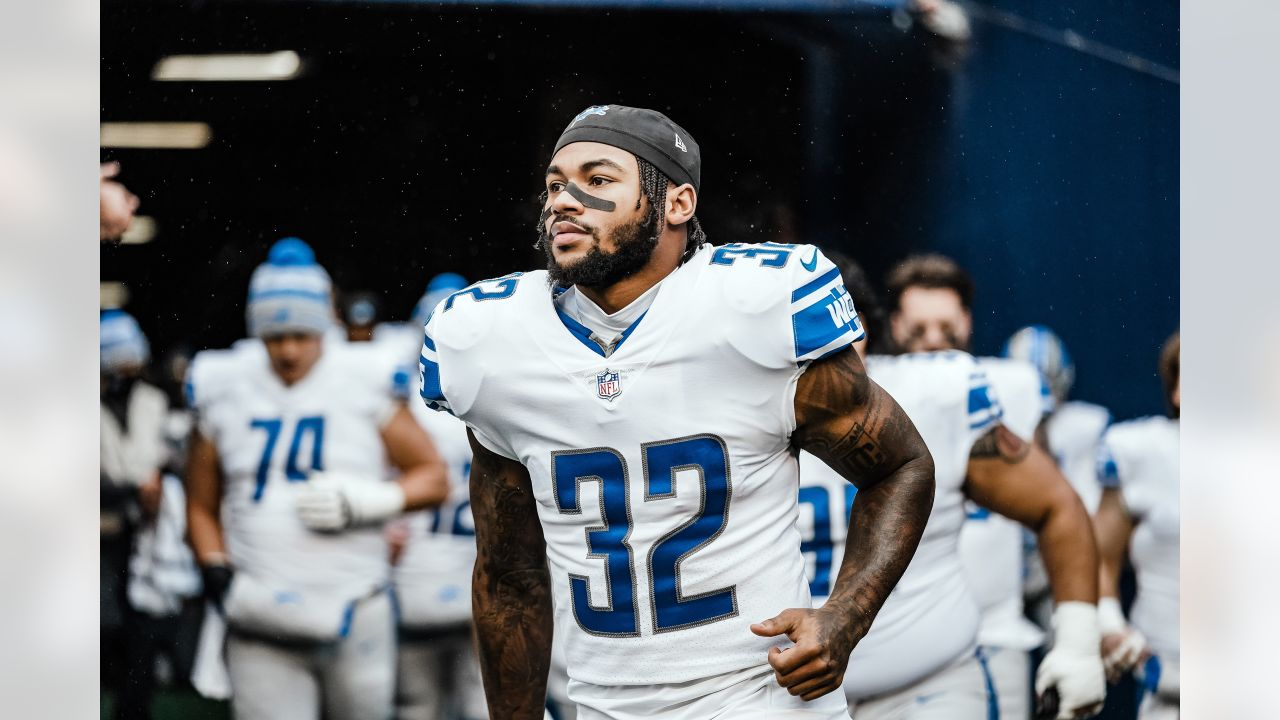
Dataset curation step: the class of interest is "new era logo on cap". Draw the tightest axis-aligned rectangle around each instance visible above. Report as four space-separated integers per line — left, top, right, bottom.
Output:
674 134 688 152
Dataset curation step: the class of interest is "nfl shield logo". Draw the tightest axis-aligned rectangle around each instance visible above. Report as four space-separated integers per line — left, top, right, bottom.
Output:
596 369 622 401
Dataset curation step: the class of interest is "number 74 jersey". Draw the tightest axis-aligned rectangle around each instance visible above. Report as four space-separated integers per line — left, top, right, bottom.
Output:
421 243 864 687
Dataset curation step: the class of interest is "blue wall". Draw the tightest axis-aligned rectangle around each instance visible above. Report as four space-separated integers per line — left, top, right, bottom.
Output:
928 2 1178 420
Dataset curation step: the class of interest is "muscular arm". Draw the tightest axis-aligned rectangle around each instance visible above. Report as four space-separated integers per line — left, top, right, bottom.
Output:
184 429 226 564
1093 487 1134 601
965 425 1099 603
758 347 933 699
467 429 552 720
794 347 935 637
380 403 450 511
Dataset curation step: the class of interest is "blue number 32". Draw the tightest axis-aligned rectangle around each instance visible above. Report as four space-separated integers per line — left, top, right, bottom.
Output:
551 434 737 637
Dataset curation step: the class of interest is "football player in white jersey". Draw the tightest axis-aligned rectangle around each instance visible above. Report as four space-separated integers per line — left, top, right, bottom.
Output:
799 252 1104 720
1003 325 1111 514
1003 325 1112 631
419 105 937 720
390 276 488 720
1093 332 1179 719
884 254 1101 719
184 238 450 720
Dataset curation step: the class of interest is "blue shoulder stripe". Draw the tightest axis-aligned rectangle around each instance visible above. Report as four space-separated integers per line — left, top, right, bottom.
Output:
791 266 841 303
793 284 861 360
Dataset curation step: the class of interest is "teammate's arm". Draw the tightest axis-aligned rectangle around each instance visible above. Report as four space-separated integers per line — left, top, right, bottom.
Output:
965 426 1098 604
185 429 226 563
467 429 552 720
296 403 450 531
753 346 935 701
1093 487 1132 604
1093 487 1146 679
966 426 1105 719
185 429 235 606
381 403 450 511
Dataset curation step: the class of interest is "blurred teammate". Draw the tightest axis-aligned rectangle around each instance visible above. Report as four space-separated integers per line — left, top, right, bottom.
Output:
100 309 178 719
340 291 381 343
885 254 1070 719
800 253 1103 720
391 275 486 720
1093 332 1179 719
1004 325 1111 512
420 104 937 719
185 238 449 720
1004 326 1112 630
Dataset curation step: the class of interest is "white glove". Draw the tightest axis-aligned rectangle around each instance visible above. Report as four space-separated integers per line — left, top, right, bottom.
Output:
1035 601 1106 719
296 471 406 532
1097 596 1148 679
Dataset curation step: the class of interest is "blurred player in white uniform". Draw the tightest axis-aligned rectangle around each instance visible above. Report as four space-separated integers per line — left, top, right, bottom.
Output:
1093 332 1179 719
101 309 192 720
798 253 1103 720
1004 325 1112 631
390 275 488 720
1003 325 1111 513
885 255 1094 719
184 238 450 720
421 105 938 719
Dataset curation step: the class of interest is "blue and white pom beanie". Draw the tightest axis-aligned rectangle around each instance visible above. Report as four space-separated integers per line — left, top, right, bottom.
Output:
101 309 150 373
245 237 334 338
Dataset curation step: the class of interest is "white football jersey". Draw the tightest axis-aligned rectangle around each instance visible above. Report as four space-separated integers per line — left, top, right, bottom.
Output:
799 351 998 697
1098 416 1179 665
958 357 1048 650
394 395 476 628
421 243 863 687
187 338 403 601
1047 400 1111 513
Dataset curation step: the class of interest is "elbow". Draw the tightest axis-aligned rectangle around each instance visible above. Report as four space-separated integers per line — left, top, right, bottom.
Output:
907 445 936 497
1043 488 1096 552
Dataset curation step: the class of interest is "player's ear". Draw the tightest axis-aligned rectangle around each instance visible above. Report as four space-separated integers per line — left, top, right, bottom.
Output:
666 183 696 227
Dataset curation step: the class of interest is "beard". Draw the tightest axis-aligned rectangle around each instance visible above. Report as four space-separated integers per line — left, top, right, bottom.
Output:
541 205 660 290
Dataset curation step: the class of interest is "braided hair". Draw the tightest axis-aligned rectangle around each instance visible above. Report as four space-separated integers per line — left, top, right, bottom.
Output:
534 155 708 263
635 156 707 263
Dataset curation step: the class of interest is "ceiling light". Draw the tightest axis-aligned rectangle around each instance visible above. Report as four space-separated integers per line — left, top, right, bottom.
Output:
100 122 212 149
119 216 156 245
152 51 302 81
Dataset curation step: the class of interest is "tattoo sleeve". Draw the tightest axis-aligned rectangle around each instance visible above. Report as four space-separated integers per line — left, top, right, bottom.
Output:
792 347 936 641
467 429 553 720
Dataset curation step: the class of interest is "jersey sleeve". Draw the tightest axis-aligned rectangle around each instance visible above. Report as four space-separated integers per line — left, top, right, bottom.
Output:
786 247 866 364
418 314 452 416
419 299 519 460
981 360 1044 441
966 365 1005 445
184 351 223 440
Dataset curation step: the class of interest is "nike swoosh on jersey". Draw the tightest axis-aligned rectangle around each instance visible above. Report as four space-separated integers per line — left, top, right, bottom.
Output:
801 249 819 271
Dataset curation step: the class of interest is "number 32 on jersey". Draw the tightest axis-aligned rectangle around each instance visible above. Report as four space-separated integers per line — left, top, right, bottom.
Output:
552 434 737 637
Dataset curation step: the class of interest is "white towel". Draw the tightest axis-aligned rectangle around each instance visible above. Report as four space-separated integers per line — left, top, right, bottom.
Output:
190 604 231 700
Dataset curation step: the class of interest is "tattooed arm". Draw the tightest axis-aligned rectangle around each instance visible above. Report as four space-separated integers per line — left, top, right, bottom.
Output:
751 347 935 700
467 429 553 719
965 425 1098 603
